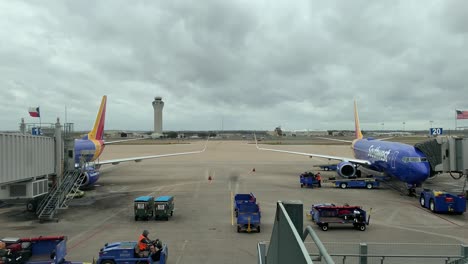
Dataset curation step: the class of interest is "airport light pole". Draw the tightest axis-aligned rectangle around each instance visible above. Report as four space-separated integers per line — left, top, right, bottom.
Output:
381 122 384 131
429 120 434 129
403 122 405 131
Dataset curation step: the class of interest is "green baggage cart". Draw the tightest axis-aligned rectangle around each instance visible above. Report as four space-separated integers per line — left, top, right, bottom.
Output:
154 196 174 221
134 196 154 221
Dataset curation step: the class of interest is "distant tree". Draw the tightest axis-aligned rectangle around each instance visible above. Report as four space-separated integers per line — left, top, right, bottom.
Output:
197 132 208 138
166 131 178 139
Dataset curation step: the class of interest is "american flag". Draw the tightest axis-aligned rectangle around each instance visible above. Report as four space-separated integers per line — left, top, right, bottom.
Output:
456 110 468 119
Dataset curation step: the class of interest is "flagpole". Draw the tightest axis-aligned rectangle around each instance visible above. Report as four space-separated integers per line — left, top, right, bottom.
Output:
455 110 457 132
39 105 41 131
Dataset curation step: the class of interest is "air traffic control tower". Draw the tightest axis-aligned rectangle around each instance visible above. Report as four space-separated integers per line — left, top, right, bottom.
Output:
152 96 164 138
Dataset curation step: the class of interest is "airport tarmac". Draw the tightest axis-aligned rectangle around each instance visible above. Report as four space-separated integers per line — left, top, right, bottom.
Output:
0 140 467 263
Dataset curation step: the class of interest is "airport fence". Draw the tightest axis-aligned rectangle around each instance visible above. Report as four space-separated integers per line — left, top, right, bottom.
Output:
302 241 468 264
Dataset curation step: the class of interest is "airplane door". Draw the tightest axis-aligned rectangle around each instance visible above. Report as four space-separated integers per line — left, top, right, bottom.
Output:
390 151 399 169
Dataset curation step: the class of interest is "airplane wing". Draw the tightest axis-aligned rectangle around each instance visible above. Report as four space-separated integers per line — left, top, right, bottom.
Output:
376 137 394 141
316 136 394 142
96 141 207 166
104 138 145 145
315 137 353 143
254 135 370 165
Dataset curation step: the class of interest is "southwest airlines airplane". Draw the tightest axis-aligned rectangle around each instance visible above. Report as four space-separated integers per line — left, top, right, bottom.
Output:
256 101 431 194
75 96 206 187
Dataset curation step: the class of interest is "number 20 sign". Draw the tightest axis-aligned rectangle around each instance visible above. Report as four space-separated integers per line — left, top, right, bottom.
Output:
430 128 443 135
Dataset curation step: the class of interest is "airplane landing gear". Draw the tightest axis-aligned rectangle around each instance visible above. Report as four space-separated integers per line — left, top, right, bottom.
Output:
408 188 416 197
407 184 417 197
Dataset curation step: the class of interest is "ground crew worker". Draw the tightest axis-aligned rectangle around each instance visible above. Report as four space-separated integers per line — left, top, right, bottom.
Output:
316 172 322 188
138 230 152 257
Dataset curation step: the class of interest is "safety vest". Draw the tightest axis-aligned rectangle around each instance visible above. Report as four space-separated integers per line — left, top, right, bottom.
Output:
138 234 147 251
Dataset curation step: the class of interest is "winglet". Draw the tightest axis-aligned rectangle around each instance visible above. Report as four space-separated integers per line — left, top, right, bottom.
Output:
88 96 107 140
354 100 363 140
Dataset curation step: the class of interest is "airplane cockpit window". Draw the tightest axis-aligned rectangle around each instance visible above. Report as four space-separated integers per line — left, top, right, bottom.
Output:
402 157 428 163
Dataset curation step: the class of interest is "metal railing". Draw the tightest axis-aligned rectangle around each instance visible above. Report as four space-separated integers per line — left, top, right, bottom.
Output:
258 201 334 264
305 242 468 264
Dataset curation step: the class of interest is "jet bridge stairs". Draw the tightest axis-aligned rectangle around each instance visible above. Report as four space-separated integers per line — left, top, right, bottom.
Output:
36 169 85 222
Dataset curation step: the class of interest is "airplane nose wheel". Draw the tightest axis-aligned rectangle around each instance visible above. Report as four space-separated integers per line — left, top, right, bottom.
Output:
408 188 416 197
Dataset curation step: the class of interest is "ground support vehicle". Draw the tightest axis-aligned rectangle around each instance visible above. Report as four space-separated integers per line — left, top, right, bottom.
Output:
0 236 81 264
154 196 174 221
307 203 336 221
97 241 167 264
419 189 466 214
311 205 370 231
315 164 337 171
299 172 319 188
334 179 379 189
237 202 261 233
134 196 154 221
233 193 256 217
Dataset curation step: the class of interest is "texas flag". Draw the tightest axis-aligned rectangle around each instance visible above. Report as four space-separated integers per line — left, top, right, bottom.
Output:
28 107 40 117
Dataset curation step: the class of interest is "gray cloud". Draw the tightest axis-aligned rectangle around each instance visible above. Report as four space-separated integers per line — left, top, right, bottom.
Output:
1 0 467 132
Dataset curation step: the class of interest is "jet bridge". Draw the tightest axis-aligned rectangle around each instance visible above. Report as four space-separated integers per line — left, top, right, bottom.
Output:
415 136 468 178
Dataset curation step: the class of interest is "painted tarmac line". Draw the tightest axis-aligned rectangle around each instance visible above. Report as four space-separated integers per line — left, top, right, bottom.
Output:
175 239 189 264
373 219 468 243
231 191 234 226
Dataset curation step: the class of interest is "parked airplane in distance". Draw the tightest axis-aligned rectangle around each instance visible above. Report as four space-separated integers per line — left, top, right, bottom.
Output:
75 96 206 187
255 101 431 195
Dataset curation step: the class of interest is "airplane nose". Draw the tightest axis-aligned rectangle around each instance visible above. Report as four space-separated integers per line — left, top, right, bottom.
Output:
412 163 431 183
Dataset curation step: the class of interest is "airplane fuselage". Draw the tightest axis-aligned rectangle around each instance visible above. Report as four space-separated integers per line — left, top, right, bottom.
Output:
352 138 430 185
74 138 105 164
73 138 105 187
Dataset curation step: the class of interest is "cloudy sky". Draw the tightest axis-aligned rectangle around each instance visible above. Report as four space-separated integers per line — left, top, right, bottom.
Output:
1 0 467 132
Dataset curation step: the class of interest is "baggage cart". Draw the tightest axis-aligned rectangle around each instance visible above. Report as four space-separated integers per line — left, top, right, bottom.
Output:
0 236 82 264
134 196 154 221
311 205 370 231
334 179 379 189
233 193 256 217
154 196 174 221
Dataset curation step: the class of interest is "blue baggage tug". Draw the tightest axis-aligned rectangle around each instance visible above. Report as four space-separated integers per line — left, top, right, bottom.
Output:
299 172 320 188
97 241 168 264
134 196 154 221
420 189 466 214
237 202 261 233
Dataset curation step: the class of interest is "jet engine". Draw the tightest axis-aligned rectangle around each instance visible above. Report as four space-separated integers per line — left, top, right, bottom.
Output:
80 168 100 187
336 161 357 178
